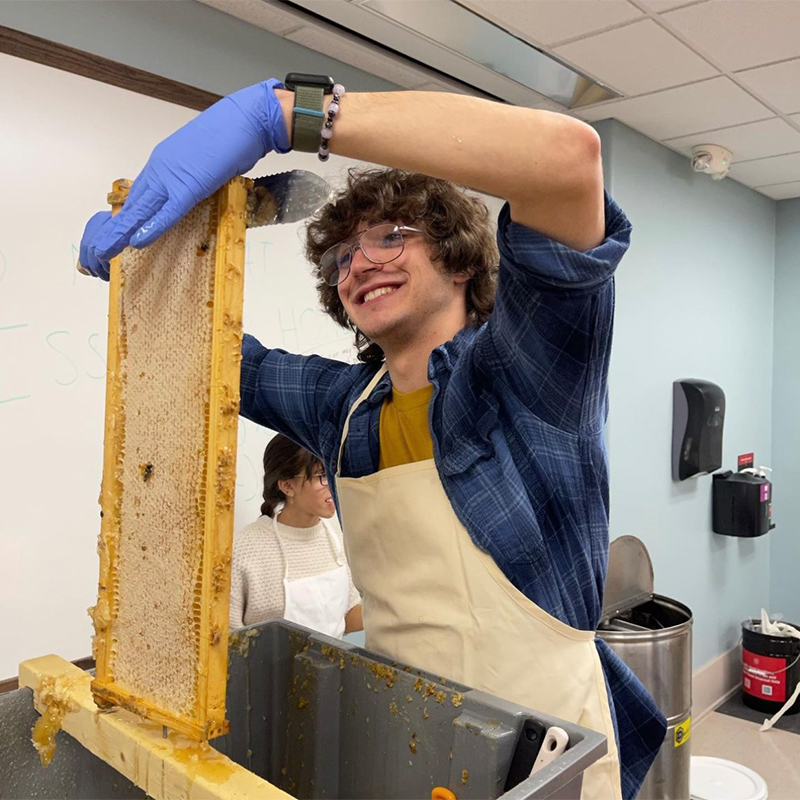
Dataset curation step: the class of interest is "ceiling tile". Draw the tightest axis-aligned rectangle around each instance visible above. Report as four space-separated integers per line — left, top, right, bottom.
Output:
756 181 800 200
413 80 471 95
195 0 301 35
554 19 717 96
736 59 800 115
457 0 643 47
729 152 800 187
664 0 800 72
284 26 435 89
665 118 800 162
532 97 570 112
638 0 703 10
576 77 772 139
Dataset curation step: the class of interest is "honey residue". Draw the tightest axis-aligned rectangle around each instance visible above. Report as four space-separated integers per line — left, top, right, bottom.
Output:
166 732 237 784
215 447 236 510
461 769 469 785
367 661 397 689
246 185 279 227
31 675 80 766
423 682 446 704
211 556 231 596
88 599 111 635
319 644 347 670
229 627 260 656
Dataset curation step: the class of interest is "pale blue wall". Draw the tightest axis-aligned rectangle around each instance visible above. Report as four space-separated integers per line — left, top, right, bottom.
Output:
596 120 776 670
0 0 398 95
771 199 800 624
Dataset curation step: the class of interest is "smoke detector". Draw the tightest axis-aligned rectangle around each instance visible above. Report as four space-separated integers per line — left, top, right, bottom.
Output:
691 145 733 181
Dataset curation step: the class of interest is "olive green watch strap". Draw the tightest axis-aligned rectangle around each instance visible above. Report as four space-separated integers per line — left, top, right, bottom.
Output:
292 84 326 153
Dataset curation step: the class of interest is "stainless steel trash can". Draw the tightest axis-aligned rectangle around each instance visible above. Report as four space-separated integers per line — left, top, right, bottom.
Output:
597 537 693 800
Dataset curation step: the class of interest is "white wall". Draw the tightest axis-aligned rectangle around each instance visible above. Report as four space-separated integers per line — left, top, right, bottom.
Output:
597 120 777 670
0 53 375 678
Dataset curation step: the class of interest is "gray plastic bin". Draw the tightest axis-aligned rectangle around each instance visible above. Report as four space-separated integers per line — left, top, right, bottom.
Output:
0 684 146 800
1 620 606 800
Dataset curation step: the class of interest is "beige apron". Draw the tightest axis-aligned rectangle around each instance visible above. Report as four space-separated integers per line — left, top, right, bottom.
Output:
335 367 622 800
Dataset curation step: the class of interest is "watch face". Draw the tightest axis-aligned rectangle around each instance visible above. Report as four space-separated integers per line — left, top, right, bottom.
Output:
284 73 335 93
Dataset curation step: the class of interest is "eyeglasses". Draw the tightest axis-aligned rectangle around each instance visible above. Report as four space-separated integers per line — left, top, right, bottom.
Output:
319 223 424 287
294 473 329 487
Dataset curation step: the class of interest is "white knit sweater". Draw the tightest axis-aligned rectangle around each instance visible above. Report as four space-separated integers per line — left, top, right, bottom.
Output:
229 514 360 630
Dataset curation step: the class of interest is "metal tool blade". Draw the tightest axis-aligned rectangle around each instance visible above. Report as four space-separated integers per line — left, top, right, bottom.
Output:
247 170 333 228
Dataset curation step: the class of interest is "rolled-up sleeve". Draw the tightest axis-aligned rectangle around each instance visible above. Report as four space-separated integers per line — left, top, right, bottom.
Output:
498 192 631 290
477 192 631 434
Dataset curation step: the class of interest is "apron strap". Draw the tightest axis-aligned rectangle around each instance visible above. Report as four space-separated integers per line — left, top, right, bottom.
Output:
271 515 291 582
322 518 345 566
336 365 388 475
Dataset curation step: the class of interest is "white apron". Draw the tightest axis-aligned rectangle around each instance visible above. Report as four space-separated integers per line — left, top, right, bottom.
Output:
335 367 622 800
273 515 350 639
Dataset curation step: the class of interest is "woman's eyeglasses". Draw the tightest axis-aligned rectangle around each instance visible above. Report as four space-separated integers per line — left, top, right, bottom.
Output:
295 473 329 487
319 223 424 287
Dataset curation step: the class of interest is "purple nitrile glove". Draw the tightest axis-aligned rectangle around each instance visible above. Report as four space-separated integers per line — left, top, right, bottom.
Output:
80 79 290 280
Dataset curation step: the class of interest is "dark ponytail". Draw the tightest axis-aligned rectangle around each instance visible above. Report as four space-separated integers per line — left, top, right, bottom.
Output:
260 435 321 517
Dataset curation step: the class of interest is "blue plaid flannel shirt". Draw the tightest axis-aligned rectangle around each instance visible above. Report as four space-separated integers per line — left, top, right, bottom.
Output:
240 192 666 798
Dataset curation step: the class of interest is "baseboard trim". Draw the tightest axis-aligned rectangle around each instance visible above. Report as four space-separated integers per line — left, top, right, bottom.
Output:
692 644 741 723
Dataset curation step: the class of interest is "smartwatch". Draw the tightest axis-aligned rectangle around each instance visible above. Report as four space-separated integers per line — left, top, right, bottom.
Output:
284 73 335 153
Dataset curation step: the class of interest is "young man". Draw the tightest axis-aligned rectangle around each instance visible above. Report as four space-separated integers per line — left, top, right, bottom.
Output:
80 77 665 799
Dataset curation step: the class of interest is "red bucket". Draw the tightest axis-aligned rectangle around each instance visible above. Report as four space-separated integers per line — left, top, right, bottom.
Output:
742 618 800 715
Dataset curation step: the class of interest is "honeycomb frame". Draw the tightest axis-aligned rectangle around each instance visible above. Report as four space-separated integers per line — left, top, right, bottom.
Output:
90 177 249 741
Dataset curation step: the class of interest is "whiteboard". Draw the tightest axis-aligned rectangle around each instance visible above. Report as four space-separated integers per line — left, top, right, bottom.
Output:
0 54 364 678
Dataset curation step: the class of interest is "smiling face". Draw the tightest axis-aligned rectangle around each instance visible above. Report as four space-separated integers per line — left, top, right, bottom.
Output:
335 221 469 356
305 170 499 367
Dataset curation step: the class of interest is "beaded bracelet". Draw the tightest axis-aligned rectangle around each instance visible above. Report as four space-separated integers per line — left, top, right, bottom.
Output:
318 83 345 162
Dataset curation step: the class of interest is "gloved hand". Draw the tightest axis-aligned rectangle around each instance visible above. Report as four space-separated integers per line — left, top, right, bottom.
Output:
80 78 290 280
79 211 113 280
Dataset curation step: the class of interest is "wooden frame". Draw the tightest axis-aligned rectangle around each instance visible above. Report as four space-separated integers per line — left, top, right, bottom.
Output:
90 178 249 741
20 656 293 800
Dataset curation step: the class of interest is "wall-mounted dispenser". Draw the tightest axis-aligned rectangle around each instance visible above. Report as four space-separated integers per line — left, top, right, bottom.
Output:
712 468 774 537
672 379 725 481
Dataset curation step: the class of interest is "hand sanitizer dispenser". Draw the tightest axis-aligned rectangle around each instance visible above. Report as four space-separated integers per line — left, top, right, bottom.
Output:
672 379 725 481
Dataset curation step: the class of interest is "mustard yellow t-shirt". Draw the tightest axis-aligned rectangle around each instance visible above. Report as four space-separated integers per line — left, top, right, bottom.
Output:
378 384 434 470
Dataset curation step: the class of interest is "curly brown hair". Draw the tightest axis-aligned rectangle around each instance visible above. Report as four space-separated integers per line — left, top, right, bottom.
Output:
305 168 499 365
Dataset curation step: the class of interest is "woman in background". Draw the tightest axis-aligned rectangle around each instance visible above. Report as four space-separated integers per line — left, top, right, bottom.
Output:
229 434 362 637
